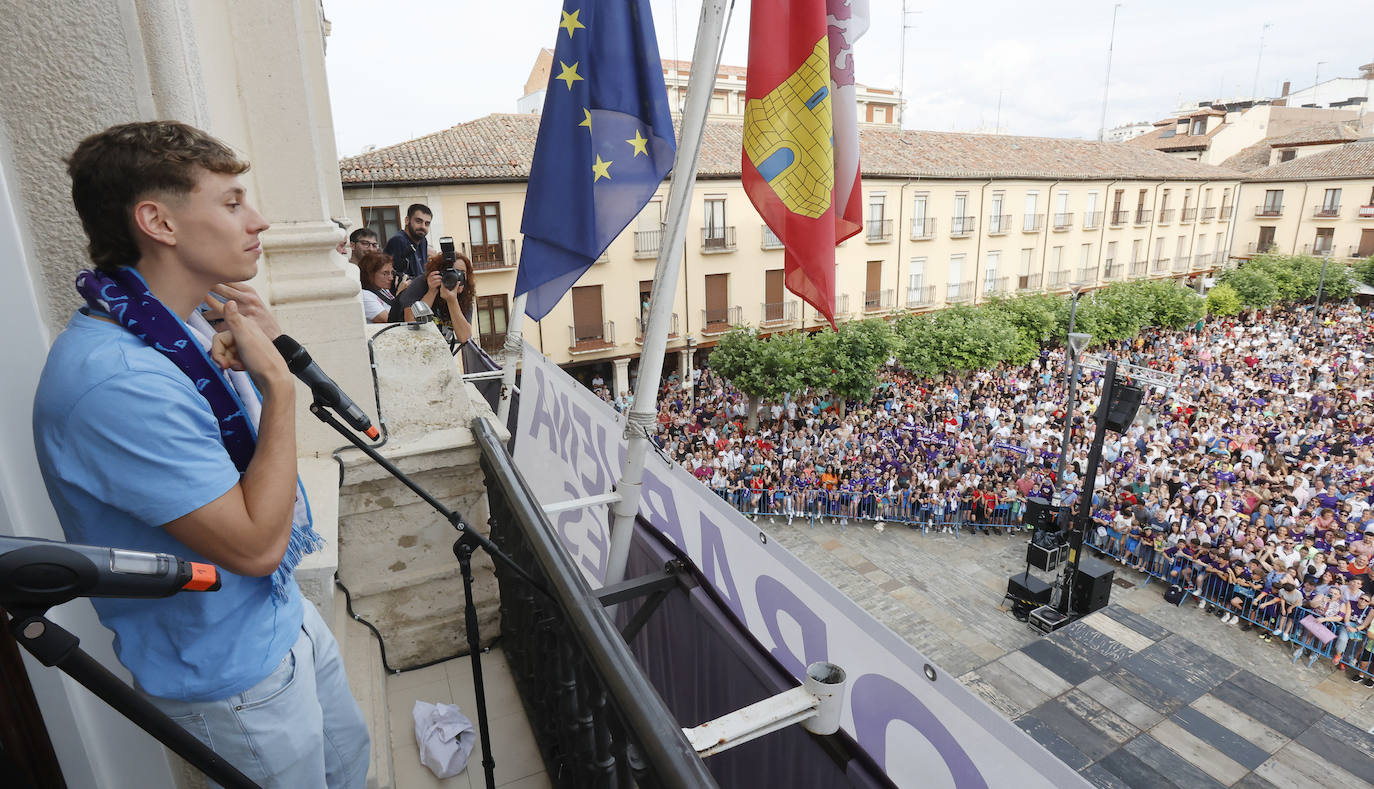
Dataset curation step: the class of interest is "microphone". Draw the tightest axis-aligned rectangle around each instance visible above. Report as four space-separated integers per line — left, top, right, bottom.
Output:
0 536 220 608
272 335 381 439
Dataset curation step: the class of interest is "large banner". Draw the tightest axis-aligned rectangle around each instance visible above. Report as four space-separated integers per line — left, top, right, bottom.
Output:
515 344 1086 788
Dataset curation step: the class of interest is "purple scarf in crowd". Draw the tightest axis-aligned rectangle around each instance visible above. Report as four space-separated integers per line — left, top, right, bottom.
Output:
75 266 321 604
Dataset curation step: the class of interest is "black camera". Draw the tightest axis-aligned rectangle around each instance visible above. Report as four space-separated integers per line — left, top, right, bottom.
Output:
439 236 466 291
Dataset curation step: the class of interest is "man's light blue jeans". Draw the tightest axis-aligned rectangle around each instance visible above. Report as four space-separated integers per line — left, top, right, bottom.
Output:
141 602 370 788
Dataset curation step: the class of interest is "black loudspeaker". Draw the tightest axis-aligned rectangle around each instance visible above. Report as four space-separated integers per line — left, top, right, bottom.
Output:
1027 541 1064 571
1007 572 1053 606
1101 383 1145 434
1024 497 1060 532
1072 557 1114 615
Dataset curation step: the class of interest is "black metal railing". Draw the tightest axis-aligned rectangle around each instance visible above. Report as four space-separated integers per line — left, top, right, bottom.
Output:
700 306 742 333
982 277 1009 296
701 226 736 252
910 217 936 239
951 216 977 236
1152 257 1170 273
987 214 1013 234
1194 252 1211 268
1172 257 1190 272
1047 270 1071 289
1103 261 1123 279
1313 204 1341 218
464 239 519 270
1129 260 1148 276
569 321 615 349
865 218 893 241
1220 204 1233 220
906 285 936 307
1018 273 1042 291
1022 213 1044 232
945 281 974 302
1181 207 1197 222
1110 210 1130 225
1255 205 1282 217
635 230 662 259
1052 212 1073 230
1158 209 1175 224
1083 211 1103 229
1077 266 1097 283
637 313 679 343
472 417 719 789
761 225 784 250
1134 209 1152 224
1201 207 1216 222
862 289 894 311
760 301 798 324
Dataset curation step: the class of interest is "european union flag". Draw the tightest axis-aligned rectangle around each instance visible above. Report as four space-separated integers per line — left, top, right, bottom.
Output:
515 0 676 320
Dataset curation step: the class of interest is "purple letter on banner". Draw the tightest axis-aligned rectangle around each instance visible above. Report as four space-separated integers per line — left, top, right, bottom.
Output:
755 574 828 678
851 673 988 788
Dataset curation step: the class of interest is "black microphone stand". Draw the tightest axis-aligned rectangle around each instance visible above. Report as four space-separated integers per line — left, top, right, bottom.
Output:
309 402 551 789
2 603 258 789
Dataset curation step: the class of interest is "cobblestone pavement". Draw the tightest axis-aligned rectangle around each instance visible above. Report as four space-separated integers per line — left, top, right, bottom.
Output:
761 515 1374 788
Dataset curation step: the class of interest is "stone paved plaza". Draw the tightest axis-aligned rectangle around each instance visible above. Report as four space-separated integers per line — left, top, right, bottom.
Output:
761 515 1374 788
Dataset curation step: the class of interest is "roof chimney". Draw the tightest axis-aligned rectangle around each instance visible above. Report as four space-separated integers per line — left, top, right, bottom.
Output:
1280 81 1291 97
1361 63 1374 79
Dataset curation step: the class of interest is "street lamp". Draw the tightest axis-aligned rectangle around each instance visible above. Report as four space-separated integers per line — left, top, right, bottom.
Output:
1054 284 1091 507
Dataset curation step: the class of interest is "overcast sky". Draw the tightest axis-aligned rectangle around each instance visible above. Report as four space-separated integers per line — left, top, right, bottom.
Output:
323 0 1374 157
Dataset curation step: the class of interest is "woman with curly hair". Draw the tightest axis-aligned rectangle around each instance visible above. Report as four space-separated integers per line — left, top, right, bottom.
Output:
394 252 476 342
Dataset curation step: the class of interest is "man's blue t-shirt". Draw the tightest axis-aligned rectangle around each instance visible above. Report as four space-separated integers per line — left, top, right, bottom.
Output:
32 312 303 702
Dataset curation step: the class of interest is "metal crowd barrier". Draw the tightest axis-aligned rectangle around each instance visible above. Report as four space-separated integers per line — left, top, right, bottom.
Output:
705 486 1028 534
1082 529 1374 680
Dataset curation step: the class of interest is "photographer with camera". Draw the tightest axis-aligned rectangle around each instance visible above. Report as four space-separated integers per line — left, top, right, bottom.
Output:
390 237 474 342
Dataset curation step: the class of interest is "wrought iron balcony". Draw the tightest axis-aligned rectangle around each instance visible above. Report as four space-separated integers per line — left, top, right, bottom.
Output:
983 276 1010 296
1047 269 1071 289
1017 273 1042 291
700 306 742 334
1129 260 1149 276
760 225 784 250
1077 265 1098 283
1313 204 1341 218
1193 252 1211 268
1152 257 1169 273
865 218 893 242
1201 207 1216 222
1110 210 1130 226
1181 208 1196 223
1103 261 1123 279
905 285 936 308
862 289 894 311
1134 209 1152 225
700 226 736 252
950 216 977 236
1220 204 1233 220
570 321 615 351
911 216 937 239
463 238 519 271
1022 213 1045 232
1300 243 1336 257
1254 205 1282 217
1158 209 1175 224
635 230 662 259
472 417 720 789
1247 241 1277 254
1052 212 1074 230
833 293 852 318
945 280 974 303
759 301 798 326
636 313 680 343
987 214 1013 234
1083 211 1103 229
1172 257 1190 273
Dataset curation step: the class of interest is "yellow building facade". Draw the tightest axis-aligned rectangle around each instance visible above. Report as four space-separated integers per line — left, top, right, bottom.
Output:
1230 141 1374 259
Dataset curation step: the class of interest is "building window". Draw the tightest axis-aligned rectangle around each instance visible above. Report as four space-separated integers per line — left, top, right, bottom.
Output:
1190 118 1206 135
1279 149 1296 162
1263 190 1284 214
1322 188 1341 214
362 205 400 244
467 202 505 266
1020 247 1034 275
476 294 509 354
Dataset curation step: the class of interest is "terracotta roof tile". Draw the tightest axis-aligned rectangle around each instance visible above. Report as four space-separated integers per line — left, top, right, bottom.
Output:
1127 123 1219 152
1245 140 1374 182
340 113 1239 185
1266 120 1363 147
1220 140 1274 172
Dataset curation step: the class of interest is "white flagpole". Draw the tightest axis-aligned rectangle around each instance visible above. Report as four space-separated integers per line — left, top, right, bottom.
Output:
603 0 731 588
497 292 527 425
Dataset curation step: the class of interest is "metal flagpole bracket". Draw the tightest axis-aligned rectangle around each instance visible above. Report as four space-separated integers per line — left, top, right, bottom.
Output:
540 491 622 515
682 662 849 757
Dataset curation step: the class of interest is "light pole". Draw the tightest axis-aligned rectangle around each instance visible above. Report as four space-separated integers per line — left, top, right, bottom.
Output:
1312 253 1331 324
1251 23 1272 98
1097 3 1123 141
1055 284 1091 505
1315 61 1328 102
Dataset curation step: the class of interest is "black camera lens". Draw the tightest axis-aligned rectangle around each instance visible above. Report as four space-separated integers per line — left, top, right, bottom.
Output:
441 267 465 291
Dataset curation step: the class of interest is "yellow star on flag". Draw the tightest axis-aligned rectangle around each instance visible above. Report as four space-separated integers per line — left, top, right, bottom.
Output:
556 61 583 90
625 129 649 157
579 108 593 130
591 154 612 182
559 9 585 38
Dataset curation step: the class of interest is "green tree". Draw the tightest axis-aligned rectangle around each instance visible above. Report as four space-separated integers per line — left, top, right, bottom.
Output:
1218 266 1279 309
1354 257 1374 288
1205 283 1242 316
986 293 1063 363
894 305 1022 374
804 319 894 416
707 328 806 429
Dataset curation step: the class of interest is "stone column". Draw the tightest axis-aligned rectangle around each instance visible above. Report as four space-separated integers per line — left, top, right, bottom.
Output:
613 357 631 400
679 348 692 383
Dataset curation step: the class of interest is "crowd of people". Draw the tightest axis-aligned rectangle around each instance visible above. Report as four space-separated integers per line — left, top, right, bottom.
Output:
650 301 1374 683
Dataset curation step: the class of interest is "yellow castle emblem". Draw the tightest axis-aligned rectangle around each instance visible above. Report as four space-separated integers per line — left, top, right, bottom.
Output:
743 37 835 219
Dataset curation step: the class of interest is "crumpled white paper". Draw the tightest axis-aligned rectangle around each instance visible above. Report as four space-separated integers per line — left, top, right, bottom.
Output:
412 700 478 779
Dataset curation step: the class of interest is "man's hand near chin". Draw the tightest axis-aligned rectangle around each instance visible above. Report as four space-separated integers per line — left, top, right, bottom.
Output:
201 281 283 339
